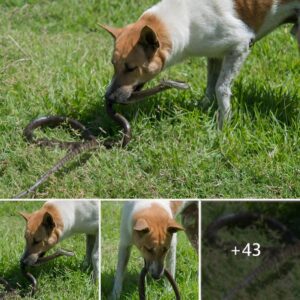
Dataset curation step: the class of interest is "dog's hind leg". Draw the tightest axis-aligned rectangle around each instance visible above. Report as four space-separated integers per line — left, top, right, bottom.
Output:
83 234 96 269
216 45 250 129
202 58 223 108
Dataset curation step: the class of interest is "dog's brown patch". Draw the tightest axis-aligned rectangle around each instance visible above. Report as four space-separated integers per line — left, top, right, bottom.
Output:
132 203 183 256
234 0 274 32
101 13 172 102
21 203 64 257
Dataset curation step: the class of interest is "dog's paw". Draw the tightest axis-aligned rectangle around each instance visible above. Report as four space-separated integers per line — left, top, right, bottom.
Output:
199 94 215 110
108 291 119 300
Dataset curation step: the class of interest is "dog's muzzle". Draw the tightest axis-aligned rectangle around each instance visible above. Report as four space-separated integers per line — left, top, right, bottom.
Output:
20 251 46 266
145 260 165 280
105 83 145 103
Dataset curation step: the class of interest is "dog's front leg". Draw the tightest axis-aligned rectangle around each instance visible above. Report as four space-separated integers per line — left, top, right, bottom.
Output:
110 243 132 300
166 233 177 278
216 46 250 128
83 234 96 269
91 234 99 281
202 58 223 108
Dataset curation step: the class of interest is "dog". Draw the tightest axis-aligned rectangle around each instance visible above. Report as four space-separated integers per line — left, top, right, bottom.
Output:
20 201 99 280
101 0 300 128
110 200 184 299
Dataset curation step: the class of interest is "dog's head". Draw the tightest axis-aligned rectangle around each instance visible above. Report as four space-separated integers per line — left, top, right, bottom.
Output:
132 205 183 279
100 15 171 103
19 208 63 266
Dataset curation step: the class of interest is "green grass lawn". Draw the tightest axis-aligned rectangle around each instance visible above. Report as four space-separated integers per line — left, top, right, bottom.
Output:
202 202 300 300
0 201 98 299
0 0 299 198
101 201 198 299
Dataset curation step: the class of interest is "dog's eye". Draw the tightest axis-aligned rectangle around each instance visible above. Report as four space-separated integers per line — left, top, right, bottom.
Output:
145 247 154 254
124 63 137 73
32 238 40 245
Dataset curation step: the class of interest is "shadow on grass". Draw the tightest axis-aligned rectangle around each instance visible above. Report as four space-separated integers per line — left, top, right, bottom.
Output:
235 80 300 125
0 259 83 298
101 269 140 299
101 268 168 300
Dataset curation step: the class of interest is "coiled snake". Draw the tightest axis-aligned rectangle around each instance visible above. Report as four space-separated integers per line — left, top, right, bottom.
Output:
13 80 188 199
0 249 74 299
204 212 300 300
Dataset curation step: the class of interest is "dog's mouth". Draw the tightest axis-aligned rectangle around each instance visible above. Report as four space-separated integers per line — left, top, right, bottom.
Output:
132 83 145 94
38 252 46 258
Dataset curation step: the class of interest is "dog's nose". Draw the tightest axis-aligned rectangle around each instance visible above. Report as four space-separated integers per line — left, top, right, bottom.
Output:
20 254 37 266
151 272 164 280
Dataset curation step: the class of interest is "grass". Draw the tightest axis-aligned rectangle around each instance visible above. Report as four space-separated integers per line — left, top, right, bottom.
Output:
0 201 98 299
101 201 198 299
0 0 299 198
202 201 300 300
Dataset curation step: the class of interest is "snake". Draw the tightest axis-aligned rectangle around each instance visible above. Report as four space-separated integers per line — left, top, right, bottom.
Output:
13 80 189 199
204 212 300 300
0 249 74 298
138 266 181 300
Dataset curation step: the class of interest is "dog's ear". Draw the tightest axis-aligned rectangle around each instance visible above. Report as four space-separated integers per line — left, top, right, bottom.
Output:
167 220 184 234
98 23 121 39
42 212 56 233
19 212 31 222
138 26 160 59
134 218 150 234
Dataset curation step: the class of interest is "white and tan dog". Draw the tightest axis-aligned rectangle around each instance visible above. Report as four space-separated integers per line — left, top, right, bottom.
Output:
20 201 99 280
102 0 300 128
110 200 184 299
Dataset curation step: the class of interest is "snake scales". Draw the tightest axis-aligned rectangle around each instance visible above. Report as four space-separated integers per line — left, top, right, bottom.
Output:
204 212 300 300
138 266 181 300
13 80 189 199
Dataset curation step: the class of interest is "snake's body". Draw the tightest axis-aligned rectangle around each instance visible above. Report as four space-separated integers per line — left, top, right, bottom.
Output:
0 249 74 298
204 212 300 300
138 267 181 300
14 80 188 199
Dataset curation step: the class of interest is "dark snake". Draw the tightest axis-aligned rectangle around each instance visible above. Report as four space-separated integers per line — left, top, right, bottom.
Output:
138 266 181 300
13 80 189 199
204 212 300 300
0 249 74 298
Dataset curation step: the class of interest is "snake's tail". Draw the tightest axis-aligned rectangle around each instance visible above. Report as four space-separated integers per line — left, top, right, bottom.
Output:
13 142 98 199
164 269 181 300
127 80 189 103
224 241 300 300
33 249 75 266
222 257 272 300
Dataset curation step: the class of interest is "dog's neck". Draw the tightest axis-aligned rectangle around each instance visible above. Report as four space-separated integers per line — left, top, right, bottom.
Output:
42 202 65 240
44 202 73 241
142 4 190 68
